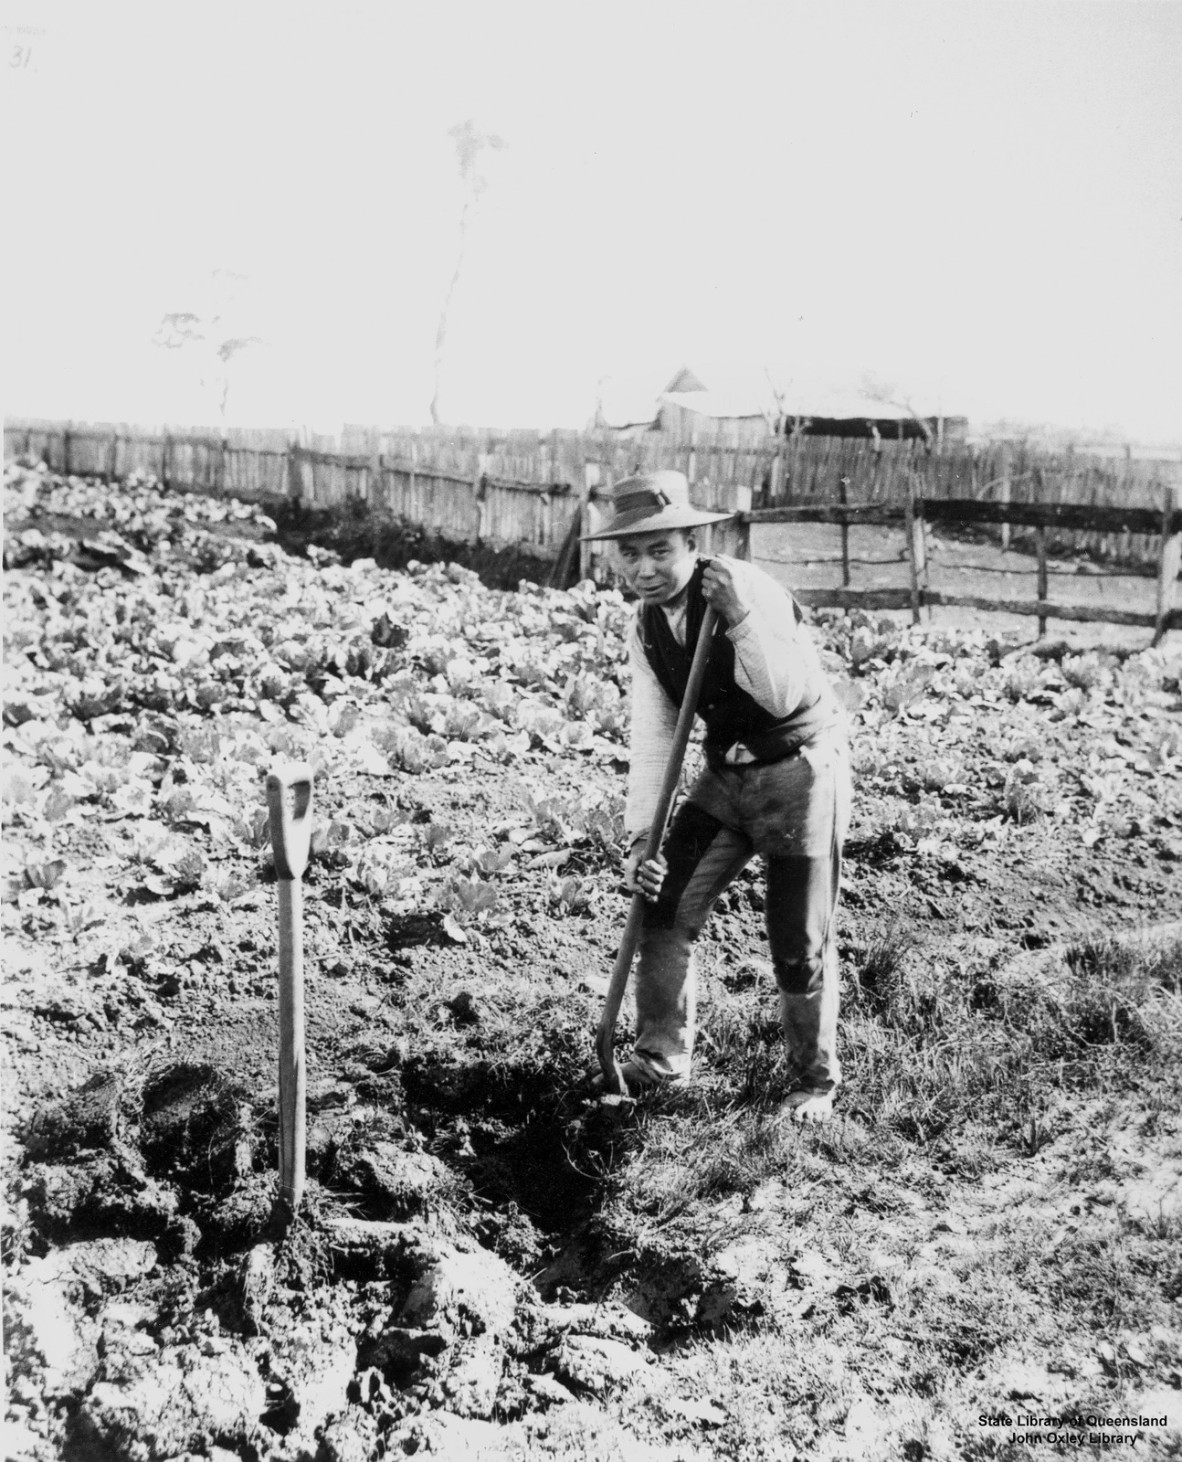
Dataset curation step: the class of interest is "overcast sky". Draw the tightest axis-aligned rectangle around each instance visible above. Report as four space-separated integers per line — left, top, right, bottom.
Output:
4 1 1180 440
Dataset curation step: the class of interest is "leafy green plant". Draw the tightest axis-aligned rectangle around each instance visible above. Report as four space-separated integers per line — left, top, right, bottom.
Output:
1061 652 1109 691
373 726 449 774
548 874 597 916
440 700 483 741
1003 664 1043 703
878 663 934 717
24 859 67 891
230 809 271 852
1002 764 1049 824
417 822 455 863
400 692 436 735
478 681 518 723
457 845 516 877
438 874 500 925
917 757 965 793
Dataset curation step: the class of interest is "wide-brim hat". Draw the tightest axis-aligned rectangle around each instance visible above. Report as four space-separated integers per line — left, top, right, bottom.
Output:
580 469 733 541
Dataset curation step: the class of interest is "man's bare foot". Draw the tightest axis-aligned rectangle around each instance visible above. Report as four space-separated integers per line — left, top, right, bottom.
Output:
781 1089 835 1124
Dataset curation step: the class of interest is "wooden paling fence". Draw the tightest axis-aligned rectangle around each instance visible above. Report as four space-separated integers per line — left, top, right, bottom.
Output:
10 418 1179 520
5 419 1180 639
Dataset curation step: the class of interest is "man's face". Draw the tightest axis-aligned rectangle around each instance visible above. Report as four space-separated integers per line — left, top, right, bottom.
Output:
615 529 697 606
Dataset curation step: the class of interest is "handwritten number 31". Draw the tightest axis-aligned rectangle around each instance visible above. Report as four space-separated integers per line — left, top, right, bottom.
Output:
11 46 33 69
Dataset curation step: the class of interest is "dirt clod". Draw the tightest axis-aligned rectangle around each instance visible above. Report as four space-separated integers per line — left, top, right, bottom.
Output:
24 1072 127 1162
5 466 1182 1460
399 1240 522 1340
548 1334 648 1396
76 1340 265 1462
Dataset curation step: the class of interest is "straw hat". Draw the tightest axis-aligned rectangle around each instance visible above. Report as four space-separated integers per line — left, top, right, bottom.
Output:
580 470 733 542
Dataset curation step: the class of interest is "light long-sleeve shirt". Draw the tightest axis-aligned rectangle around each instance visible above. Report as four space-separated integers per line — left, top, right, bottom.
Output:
624 555 837 842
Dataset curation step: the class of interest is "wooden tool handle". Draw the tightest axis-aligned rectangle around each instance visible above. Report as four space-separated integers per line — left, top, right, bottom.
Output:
266 762 314 1219
638 603 720 860
596 604 720 1089
276 878 306 1215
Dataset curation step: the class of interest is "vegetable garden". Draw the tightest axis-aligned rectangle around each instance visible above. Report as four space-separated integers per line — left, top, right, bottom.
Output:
4 462 1181 1460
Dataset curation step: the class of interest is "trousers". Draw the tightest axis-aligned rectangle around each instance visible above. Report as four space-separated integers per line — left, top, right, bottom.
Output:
629 728 851 1092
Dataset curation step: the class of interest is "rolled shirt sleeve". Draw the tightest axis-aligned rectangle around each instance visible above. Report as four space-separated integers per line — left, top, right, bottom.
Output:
722 558 813 718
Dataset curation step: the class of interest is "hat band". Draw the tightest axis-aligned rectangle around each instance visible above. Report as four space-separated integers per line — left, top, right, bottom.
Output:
613 486 671 516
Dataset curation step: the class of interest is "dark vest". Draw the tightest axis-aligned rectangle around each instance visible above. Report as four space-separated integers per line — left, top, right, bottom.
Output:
639 561 840 768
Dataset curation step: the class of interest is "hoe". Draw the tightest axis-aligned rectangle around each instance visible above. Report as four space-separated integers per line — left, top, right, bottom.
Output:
595 604 718 1095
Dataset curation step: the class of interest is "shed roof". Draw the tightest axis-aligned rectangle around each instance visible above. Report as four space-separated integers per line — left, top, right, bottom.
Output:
593 377 661 430
776 389 928 422
599 366 952 432
664 384 940 424
663 366 709 394
660 390 769 421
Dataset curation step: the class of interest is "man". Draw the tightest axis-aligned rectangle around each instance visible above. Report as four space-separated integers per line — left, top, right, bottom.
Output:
585 470 851 1123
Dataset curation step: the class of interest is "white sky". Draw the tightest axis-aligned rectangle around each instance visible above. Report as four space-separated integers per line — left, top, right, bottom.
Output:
3 1 1180 440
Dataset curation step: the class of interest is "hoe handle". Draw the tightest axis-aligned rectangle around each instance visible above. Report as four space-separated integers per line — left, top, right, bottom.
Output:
266 763 314 1218
596 605 719 1091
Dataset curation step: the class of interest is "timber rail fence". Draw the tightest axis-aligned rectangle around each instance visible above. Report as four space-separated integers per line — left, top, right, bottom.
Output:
744 494 1182 645
5 418 1180 641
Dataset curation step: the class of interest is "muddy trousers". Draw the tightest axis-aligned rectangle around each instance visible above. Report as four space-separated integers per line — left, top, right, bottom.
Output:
629 731 851 1093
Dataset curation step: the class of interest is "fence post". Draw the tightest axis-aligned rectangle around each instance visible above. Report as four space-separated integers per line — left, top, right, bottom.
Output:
998 443 1012 552
768 434 785 507
1154 485 1181 646
367 434 381 509
288 441 309 507
370 453 384 558
62 424 72 476
475 462 489 545
1035 526 1049 638
578 461 601 581
839 476 851 588
904 474 926 626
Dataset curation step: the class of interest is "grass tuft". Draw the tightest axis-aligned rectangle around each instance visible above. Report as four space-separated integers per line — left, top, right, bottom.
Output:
853 923 919 1010
836 929 1182 1152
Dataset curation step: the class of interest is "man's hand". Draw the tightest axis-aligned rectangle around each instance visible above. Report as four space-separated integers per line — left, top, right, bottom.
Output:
624 843 667 903
700 556 751 627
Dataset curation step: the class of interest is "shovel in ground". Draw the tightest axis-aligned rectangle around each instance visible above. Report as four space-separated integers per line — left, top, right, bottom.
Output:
595 604 719 1094
266 763 314 1219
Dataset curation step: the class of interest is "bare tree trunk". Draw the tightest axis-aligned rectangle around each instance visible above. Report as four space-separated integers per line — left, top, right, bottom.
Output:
431 199 471 426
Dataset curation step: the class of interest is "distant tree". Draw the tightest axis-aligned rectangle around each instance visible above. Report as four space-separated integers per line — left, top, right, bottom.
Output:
762 366 788 436
430 119 505 425
152 269 261 428
860 372 934 445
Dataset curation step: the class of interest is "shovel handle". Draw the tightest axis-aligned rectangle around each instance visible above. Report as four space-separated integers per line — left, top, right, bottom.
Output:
596 604 720 1088
266 763 314 1219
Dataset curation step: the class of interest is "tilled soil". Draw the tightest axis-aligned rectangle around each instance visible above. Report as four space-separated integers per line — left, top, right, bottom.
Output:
4 463 1182 1460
